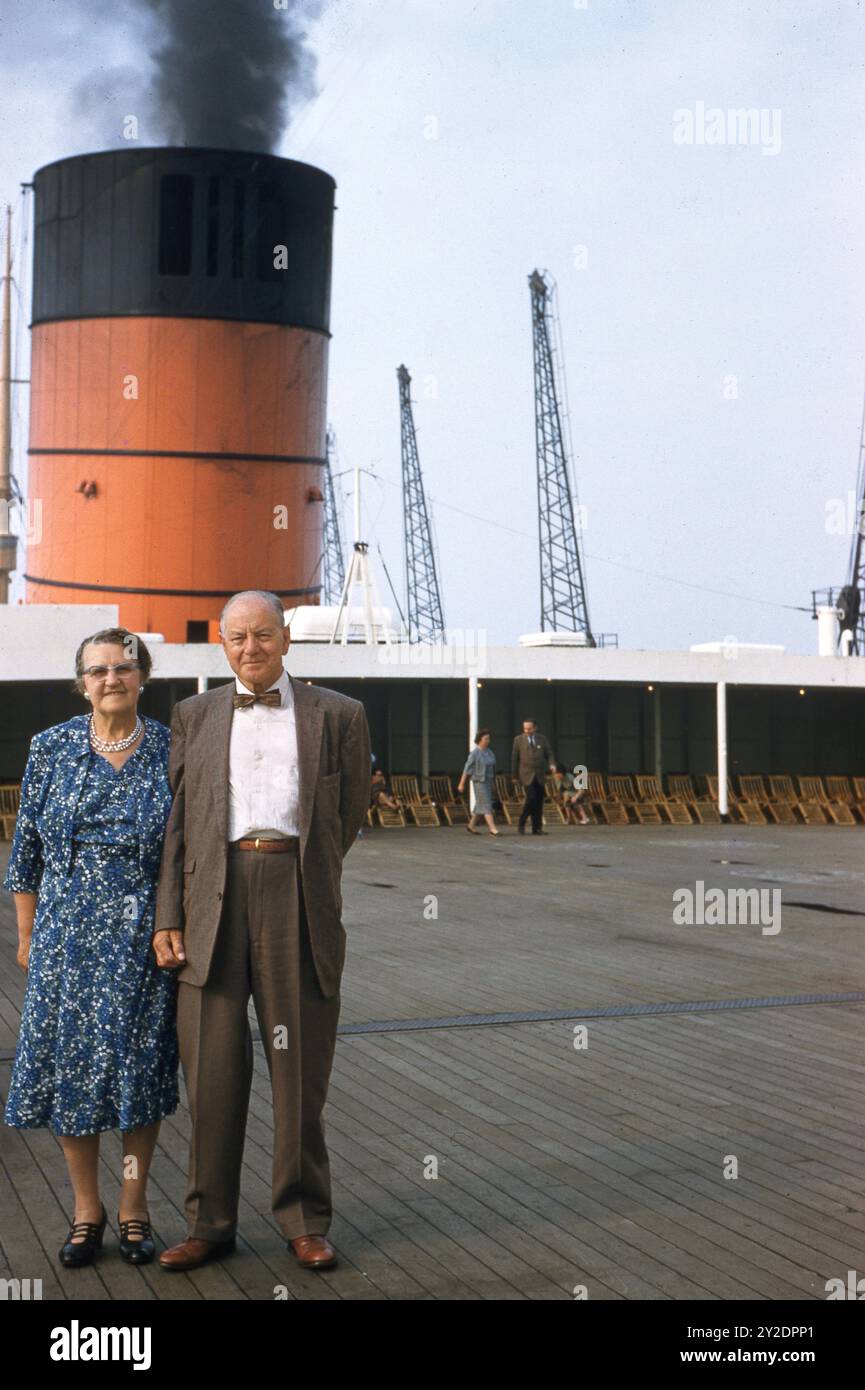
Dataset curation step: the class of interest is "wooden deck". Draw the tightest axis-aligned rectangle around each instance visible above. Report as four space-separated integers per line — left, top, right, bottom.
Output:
1 824 864 1301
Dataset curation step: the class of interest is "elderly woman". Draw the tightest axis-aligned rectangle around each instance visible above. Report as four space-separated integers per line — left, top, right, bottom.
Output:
3 627 178 1268
457 729 501 836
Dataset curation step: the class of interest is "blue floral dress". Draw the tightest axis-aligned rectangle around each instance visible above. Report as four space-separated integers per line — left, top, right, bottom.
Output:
3 714 179 1136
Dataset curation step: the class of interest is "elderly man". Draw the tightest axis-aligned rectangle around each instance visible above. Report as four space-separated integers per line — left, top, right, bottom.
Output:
152 590 371 1271
511 718 557 835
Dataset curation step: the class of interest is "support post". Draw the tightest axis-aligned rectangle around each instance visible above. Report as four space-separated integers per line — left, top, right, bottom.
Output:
468 675 478 814
420 681 429 794
717 681 728 817
653 687 662 782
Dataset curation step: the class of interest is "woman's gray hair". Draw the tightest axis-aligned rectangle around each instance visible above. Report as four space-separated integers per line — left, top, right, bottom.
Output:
219 590 286 635
71 627 153 695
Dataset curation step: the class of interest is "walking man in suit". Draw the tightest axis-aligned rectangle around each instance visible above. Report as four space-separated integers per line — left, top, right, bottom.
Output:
511 719 557 835
152 590 371 1271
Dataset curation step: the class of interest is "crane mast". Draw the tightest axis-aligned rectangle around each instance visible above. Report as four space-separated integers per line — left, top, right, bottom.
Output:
839 388 865 651
398 363 445 643
812 384 865 653
528 268 594 642
322 425 346 606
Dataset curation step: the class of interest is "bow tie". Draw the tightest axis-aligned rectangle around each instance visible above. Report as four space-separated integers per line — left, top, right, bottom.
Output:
232 690 281 709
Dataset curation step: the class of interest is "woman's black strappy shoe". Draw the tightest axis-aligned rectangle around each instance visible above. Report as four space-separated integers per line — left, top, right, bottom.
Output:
118 1212 156 1264
59 1202 107 1267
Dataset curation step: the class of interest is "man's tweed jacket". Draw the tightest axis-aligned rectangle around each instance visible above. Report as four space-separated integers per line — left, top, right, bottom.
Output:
153 673 371 999
510 731 557 788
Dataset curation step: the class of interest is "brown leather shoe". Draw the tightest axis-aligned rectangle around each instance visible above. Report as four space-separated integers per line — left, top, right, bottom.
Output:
289 1235 337 1269
159 1235 236 1271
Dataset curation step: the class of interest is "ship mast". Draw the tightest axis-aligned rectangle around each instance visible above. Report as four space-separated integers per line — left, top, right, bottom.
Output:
0 203 17 603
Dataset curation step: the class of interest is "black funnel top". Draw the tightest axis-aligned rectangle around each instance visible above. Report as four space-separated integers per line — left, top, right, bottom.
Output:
31 147 335 332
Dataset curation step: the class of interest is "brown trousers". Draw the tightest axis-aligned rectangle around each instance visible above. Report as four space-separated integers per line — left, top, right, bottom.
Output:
177 841 341 1242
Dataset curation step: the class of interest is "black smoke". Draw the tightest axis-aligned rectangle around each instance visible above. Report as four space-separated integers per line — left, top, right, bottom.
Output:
140 0 326 151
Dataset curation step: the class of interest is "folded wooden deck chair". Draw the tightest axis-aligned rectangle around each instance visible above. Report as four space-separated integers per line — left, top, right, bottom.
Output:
761 775 800 825
797 776 855 826
390 775 441 826
635 774 693 825
698 774 741 811
666 774 720 823
429 774 470 825
728 776 769 825
824 776 865 823
0 783 20 840
587 772 630 825
496 773 526 825
608 774 663 824
544 775 570 824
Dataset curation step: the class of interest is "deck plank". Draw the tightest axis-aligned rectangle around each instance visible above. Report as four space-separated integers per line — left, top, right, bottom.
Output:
1 825 863 1300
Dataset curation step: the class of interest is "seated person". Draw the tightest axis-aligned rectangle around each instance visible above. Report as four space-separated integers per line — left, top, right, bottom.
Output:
370 768 401 811
551 767 589 824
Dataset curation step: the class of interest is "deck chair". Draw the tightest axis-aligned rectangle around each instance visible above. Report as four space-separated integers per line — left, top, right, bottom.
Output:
496 774 525 826
700 775 751 821
825 776 865 823
608 775 663 824
0 783 19 840
825 776 853 801
796 776 828 803
849 778 865 822
667 774 707 800
587 772 630 825
698 775 742 815
429 775 470 825
738 775 771 803
797 777 855 825
390 775 441 826
544 775 569 824
759 776 801 824
635 775 693 825
733 776 772 825
768 775 797 803
666 774 720 823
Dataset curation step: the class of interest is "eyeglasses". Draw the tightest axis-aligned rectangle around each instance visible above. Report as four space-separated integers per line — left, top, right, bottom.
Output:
82 662 141 681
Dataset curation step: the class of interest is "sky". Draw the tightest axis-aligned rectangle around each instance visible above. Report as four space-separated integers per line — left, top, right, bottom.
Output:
1 0 863 652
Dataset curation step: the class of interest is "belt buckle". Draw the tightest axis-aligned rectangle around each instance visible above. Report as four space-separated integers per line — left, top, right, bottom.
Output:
254 836 261 852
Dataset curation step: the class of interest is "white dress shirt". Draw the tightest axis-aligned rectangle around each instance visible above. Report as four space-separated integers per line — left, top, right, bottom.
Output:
228 667 300 840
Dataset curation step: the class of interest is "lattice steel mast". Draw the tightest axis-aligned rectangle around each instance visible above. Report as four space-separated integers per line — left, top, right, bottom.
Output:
528 268 594 642
322 424 346 606
0 204 18 604
839 386 865 651
397 364 445 643
812 383 865 653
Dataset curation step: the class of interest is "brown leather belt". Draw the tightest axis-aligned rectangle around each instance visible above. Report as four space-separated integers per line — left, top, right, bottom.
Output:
231 836 299 852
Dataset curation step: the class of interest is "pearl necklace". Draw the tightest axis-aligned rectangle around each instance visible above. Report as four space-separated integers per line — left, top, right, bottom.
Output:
88 713 143 752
